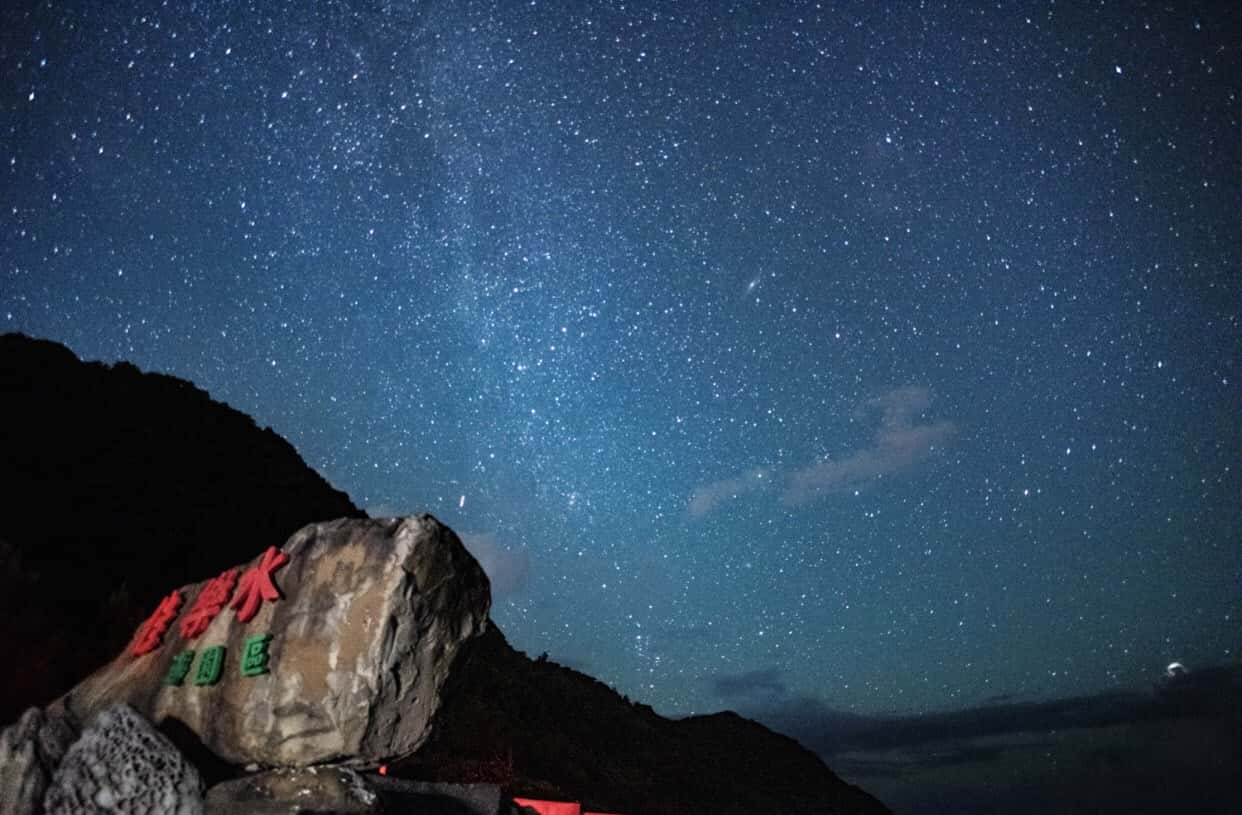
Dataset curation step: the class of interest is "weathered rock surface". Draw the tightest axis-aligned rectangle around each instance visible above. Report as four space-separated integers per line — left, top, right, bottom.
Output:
43 704 203 815
204 767 377 814
57 515 491 768
0 706 78 815
205 772 514 815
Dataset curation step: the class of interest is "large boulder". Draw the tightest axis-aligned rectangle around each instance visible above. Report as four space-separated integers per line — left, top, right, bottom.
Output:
43 704 202 815
56 515 491 768
0 707 78 815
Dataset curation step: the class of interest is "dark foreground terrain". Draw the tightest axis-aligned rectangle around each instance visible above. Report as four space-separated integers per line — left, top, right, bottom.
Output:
749 664 1242 814
0 333 362 725
406 624 887 814
0 333 891 815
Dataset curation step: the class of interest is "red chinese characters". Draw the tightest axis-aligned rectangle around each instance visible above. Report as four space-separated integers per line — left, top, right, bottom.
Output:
130 590 184 657
179 568 239 640
231 546 290 623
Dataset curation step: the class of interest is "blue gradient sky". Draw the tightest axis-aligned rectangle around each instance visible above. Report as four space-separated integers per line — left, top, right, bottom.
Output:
3 0 1239 718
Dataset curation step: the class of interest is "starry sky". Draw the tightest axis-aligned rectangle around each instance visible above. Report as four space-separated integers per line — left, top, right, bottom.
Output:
3 1 1239 720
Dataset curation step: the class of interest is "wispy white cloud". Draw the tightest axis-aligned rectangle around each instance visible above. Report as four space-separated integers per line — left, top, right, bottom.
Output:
365 503 402 519
782 386 956 506
687 467 776 518
686 386 956 518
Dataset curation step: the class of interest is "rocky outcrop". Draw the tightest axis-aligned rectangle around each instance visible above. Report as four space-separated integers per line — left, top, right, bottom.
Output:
0 333 363 726
43 704 203 815
0 707 77 815
58 516 491 768
206 772 516 815
204 767 376 815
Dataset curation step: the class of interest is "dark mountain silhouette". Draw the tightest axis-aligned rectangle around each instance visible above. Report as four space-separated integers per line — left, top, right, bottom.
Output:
406 625 890 815
0 333 363 724
0 333 890 814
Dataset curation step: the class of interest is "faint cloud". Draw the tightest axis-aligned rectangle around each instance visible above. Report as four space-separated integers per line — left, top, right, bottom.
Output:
711 667 788 701
460 531 530 599
686 386 956 518
747 664 1242 813
365 503 400 518
781 386 955 506
687 467 775 518
749 660 1242 759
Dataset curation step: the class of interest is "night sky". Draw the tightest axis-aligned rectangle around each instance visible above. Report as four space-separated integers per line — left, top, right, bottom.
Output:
3 1 1239 722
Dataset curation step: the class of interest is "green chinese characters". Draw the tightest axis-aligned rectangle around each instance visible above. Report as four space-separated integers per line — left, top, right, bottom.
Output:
164 650 195 686
241 633 273 677
163 633 274 687
194 645 226 686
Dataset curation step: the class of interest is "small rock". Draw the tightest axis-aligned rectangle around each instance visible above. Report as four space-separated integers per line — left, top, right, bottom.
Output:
43 704 203 815
0 706 77 815
205 767 377 815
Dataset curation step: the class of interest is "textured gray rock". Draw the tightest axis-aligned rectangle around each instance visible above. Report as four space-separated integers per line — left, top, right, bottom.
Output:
43 704 202 815
204 767 377 814
59 515 491 768
0 706 78 815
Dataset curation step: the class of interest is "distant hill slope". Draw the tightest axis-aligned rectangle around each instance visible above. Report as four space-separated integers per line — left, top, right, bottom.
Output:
0 333 363 724
406 625 892 815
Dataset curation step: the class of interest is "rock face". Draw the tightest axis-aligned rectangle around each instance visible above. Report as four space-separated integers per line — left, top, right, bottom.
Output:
204 767 377 815
58 516 491 768
0 707 77 815
0 333 363 726
206 772 512 815
43 704 203 815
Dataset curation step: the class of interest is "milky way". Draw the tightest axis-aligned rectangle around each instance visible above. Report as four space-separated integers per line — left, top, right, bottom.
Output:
3 1 1239 717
